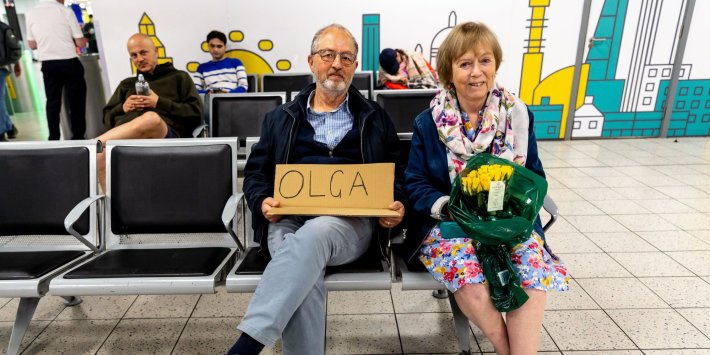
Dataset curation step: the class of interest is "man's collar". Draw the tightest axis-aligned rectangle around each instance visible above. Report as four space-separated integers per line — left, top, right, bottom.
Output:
307 90 350 115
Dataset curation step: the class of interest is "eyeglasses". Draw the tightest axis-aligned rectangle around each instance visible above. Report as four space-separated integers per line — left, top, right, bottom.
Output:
313 49 356 66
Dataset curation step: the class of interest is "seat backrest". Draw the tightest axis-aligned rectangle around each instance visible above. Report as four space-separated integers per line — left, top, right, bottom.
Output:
246 74 257 92
0 141 99 248
351 72 373 99
261 73 313 101
374 89 437 133
105 138 239 248
209 93 285 140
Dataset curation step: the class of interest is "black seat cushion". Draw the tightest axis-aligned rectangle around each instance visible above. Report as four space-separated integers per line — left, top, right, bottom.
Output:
110 145 233 234
0 251 85 280
64 247 231 278
234 244 384 275
0 147 90 236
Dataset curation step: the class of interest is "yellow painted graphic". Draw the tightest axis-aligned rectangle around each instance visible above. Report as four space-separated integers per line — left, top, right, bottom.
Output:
519 0 591 138
134 13 172 73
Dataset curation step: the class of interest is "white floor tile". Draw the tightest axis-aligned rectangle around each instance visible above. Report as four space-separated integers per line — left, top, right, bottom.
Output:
678 198 710 212
677 308 710 339
610 252 693 277
558 253 632 278
326 314 401 354
543 310 636 350
583 232 658 253
327 290 394 314
640 277 710 308
661 213 710 230
637 231 710 251
575 278 669 309
564 215 628 233
591 200 651 215
607 309 710 349
545 279 599 310
612 214 680 232
633 199 699 214
544 232 602 253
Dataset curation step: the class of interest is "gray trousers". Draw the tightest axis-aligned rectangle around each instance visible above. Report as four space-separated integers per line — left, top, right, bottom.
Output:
237 215 373 354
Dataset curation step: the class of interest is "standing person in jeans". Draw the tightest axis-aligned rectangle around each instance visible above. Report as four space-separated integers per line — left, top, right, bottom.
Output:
0 63 21 141
26 0 87 140
228 23 405 355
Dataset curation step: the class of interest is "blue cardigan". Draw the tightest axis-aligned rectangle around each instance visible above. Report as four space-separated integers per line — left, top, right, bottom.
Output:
401 107 546 261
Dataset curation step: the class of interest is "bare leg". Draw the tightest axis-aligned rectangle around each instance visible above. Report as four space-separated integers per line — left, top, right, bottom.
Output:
96 112 168 191
453 284 510 355
97 111 168 142
505 289 547 355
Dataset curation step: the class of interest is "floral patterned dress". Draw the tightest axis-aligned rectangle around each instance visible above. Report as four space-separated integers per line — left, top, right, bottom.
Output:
419 225 569 292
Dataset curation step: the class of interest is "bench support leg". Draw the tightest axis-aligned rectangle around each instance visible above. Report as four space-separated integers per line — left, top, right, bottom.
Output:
7 297 39 355
61 296 82 307
432 289 448 299
447 291 472 355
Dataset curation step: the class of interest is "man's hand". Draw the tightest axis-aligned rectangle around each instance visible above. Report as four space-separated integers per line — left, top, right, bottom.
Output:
143 90 159 109
378 201 405 228
13 63 21 77
261 197 282 223
122 95 144 113
122 92 159 113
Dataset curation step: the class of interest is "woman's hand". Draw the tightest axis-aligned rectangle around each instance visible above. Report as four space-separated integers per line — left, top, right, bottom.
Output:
378 201 405 228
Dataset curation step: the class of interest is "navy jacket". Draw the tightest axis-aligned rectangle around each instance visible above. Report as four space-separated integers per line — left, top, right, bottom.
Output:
243 83 406 243
401 107 546 261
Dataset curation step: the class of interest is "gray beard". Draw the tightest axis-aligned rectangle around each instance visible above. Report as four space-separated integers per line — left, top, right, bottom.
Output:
315 75 348 95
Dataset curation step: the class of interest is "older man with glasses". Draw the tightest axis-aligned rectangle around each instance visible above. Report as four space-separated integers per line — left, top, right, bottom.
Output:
228 23 405 355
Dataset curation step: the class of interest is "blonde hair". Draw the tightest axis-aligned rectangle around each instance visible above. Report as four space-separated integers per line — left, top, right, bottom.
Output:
436 22 503 89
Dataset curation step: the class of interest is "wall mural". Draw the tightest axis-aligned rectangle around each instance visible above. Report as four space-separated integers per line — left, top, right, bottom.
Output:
96 0 704 139
519 0 708 138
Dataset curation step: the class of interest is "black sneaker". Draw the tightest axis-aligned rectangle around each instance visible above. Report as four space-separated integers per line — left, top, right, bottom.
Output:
0 133 7 141
7 124 17 139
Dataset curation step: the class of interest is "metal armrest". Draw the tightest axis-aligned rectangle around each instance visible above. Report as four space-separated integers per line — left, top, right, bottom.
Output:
64 195 104 252
542 194 558 232
222 193 246 252
192 124 208 138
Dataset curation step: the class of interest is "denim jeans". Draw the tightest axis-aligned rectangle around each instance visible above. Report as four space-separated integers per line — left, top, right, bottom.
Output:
0 69 12 135
237 215 373 354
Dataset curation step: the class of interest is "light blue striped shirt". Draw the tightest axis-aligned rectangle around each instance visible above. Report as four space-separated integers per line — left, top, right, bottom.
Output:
306 91 353 150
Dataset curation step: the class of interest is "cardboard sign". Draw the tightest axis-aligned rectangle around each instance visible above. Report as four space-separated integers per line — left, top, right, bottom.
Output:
269 163 399 217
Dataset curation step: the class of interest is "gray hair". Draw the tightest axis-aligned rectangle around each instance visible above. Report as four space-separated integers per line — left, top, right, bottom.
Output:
310 24 359 56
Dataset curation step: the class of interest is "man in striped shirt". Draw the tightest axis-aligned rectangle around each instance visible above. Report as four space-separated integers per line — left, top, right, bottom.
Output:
192 30 248 93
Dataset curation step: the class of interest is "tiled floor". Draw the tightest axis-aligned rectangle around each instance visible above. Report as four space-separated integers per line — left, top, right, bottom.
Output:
2 112 710 354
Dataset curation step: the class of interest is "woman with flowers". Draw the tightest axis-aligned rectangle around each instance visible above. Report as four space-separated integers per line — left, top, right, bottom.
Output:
403 22 569 355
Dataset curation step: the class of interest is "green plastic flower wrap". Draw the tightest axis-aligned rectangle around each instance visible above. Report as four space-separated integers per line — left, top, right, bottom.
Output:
447 153 548 312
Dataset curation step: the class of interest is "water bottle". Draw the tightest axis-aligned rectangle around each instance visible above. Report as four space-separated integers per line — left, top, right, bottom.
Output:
135 74 150 96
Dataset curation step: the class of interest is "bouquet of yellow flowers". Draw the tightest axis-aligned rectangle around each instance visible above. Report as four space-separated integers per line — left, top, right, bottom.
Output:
447 153 548 312
460 164 514 216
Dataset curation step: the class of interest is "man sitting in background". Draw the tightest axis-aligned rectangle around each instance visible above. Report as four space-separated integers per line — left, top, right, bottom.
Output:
192 30 248 93
98 33 202 188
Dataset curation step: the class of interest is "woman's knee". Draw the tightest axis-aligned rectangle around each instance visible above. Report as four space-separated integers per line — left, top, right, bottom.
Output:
455 283 491 306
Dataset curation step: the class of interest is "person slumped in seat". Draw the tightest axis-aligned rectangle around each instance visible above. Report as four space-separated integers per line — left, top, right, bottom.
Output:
228 23 405 355
97 33 202 189
378 47 438 90
192 30 248 94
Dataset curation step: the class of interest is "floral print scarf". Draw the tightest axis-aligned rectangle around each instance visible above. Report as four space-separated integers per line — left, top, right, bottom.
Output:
430 82 530 182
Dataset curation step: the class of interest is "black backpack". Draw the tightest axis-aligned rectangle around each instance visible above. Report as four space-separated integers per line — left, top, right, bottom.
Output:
0 21 22 66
